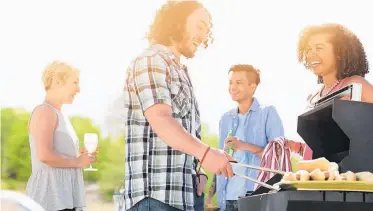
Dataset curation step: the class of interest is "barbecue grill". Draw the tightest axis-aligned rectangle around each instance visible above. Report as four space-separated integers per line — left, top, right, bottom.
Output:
237 84 373 211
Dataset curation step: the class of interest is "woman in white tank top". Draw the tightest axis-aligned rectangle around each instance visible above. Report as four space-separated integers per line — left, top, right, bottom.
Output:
25 61 97 211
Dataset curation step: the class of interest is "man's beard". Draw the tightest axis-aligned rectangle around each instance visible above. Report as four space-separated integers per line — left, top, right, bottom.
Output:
178 38 195 59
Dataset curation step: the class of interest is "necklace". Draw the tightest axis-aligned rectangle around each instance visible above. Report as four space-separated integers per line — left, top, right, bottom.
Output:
321 80 341 97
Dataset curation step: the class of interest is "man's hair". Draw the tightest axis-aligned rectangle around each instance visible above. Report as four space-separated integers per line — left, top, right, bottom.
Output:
146 0 213 48
228 64 261 85
297 23 369 83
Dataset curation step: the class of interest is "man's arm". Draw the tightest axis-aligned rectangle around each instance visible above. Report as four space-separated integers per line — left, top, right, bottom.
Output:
134 54 207 160
235 142 264 157
133 54 234 177
227 106 284 158
145 104 207 159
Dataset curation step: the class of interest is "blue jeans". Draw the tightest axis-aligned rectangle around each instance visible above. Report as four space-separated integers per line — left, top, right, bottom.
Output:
127 197 181 211
193 174 205 211
194 191 205 211
127 174 204 211
127 194 205 211
127 177 205 211
225 200 238 211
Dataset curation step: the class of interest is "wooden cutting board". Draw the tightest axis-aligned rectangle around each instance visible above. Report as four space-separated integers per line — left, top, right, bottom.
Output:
279 181 373 192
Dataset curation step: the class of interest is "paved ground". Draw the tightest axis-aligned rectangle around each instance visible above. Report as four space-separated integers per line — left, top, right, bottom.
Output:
85 183 115 211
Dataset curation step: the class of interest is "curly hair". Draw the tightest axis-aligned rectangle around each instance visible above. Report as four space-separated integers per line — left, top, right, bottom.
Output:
146 0 213 48
297 23 369 83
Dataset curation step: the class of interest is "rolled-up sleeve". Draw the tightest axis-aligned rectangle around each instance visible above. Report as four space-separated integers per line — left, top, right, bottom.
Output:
265 106 284 142
133 54 172 112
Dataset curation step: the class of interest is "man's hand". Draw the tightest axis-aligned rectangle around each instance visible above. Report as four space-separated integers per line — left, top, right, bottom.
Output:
224 137 264 157
224 136 243 151
201 148 235 177
196 174 208 196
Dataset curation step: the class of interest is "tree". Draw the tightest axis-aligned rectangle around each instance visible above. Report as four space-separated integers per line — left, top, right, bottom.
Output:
200 124 219 206
97 135 125 200
1 108 31 188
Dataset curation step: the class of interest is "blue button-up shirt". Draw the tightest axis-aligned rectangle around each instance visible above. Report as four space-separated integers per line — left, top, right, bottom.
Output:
216 98 284 209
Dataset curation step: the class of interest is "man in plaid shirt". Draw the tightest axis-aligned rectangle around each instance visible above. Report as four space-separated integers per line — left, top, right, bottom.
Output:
123 1 234 211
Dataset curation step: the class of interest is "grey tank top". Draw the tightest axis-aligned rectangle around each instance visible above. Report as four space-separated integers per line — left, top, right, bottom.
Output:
25 103 85 211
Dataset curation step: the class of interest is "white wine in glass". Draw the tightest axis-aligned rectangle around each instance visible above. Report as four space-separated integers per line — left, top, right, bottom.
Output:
83 133 98 171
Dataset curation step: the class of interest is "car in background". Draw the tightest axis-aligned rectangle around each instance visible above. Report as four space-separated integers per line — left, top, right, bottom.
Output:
0 190 45 211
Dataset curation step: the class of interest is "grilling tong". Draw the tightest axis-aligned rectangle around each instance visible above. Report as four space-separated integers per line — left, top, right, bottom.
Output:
229 161 286 191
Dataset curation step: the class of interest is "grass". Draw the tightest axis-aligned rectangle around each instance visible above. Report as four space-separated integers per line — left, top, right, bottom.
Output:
1 179 26 191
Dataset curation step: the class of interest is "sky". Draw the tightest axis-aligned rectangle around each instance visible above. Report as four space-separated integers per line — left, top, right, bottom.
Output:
1 0 373 141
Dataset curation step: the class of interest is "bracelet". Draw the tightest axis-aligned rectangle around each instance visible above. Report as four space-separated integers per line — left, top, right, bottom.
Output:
200 146 211 166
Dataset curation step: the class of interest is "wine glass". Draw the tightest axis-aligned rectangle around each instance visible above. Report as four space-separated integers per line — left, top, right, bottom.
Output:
83 133 98 171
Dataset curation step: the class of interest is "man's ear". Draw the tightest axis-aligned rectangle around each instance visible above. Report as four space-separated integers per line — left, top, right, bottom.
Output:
251 83 258 94
251 83 257 90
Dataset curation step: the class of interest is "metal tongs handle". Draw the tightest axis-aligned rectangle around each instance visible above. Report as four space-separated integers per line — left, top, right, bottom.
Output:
230 161 285 191
230 161 286 175
233 173 280 191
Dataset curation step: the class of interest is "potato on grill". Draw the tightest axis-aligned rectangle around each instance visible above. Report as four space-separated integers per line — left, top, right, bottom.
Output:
281 158 372 182
295 170 310 181
355 172 373 182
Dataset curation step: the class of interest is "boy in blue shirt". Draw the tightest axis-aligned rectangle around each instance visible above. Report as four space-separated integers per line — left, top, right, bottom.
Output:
206 64 284 211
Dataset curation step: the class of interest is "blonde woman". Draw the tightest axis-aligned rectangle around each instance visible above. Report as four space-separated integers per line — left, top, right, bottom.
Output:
25 61 96 211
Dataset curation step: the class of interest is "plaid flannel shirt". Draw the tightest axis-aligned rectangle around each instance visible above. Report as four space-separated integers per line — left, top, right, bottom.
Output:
123 44 201 211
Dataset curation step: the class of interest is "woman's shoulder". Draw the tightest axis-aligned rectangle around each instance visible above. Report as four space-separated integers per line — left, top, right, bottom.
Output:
344 76 373 103
344 75 372 86
33 104 56 114
28 104 59 135
29 104 58 124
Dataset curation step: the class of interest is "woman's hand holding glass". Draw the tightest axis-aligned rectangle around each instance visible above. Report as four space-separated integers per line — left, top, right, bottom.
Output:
81 133 99 171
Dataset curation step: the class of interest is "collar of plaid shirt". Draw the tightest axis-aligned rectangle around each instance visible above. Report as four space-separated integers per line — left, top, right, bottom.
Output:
123 44 202 211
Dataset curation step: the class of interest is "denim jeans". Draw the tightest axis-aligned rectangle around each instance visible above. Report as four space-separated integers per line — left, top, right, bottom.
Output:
127 175 205 211
225 200 238 211
194 191 205 211
126 197 180 211
193 174 205 211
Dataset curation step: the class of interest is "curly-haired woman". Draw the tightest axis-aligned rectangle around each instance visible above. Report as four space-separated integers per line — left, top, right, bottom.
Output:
297 23 373 108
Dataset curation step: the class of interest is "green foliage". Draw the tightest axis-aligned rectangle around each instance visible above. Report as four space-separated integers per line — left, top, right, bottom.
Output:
1 108 32 181
200 124 219 206
97 136 125 200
